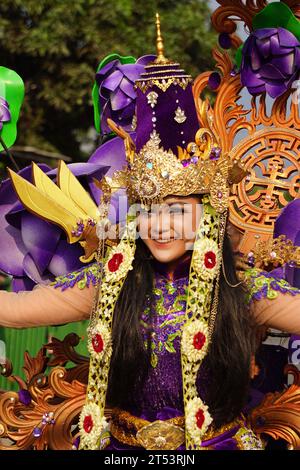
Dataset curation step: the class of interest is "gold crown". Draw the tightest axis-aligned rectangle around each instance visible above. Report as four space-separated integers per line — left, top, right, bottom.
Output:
106 118 248 213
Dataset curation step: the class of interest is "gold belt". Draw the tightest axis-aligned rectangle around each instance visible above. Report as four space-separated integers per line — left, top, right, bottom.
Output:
109 407 246 450
110 407 185 450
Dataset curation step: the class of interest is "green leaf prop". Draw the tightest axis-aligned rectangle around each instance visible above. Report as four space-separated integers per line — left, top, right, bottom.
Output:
253 2 300 40
0 66 24 151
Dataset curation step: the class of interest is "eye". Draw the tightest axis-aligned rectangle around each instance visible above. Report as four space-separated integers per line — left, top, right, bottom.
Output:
139 205 150 214
169 205 185 214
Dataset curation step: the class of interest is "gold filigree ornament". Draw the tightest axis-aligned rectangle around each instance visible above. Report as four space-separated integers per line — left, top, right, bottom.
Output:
193 4 300 254
106 118 245 215
79 214 137 450
179 196 227 449
246 234 300 269
136 420 185 450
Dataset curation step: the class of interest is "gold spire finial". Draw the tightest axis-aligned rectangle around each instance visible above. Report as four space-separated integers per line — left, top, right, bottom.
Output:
155 12 169 64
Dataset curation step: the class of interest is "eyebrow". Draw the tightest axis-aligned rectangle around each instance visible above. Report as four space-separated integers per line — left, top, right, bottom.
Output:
164 200 186 205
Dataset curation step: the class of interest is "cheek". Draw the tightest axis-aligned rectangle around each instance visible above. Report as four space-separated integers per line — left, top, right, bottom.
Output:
137 216 150 238
172 213 196 240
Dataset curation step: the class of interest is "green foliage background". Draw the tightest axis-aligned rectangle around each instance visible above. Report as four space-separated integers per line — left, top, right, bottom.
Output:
0 0 216 160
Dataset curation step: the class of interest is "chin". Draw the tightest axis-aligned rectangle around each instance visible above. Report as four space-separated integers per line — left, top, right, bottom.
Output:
147 240 185 263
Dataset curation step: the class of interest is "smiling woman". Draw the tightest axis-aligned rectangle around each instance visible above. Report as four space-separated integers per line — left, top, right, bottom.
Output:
137 195 203 266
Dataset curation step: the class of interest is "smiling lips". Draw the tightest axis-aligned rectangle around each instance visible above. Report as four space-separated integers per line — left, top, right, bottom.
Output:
152 239 175 246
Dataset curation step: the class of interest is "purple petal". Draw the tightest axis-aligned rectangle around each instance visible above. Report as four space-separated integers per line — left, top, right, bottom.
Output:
260 62 286 80
294 47 300 67
88 136 128 222
88 136 127 175
251 43 263 71
110 88 132 111
0 164 51 203
102 69 123 92
96 59 119 79
100 101 113 134
277 27 300 48
254 28 278 40
47 239 84 276
23 253 53 284
117 63 144 82
271 52 295 76
256 37 271 59
0 205 27 276
119 101 136 120
21 212 61 274
12 276 35 293
247 84 267 95
119 77 137 99
46 162 110 178
136 55 156 66
265 81 288 98
270 34 292 56
0 102 11 122
242 36 253 56
6 205 23 229
241 66 265 87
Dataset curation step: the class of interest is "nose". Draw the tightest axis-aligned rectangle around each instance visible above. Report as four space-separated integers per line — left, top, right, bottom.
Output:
151 209 171 239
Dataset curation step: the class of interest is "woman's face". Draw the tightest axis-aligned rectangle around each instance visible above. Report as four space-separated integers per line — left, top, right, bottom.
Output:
137 195 202 264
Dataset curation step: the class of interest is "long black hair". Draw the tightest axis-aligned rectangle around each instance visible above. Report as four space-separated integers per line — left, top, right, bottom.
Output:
106 220 257 428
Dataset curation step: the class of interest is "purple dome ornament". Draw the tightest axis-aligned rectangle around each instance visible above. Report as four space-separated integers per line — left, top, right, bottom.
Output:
18 389 32 406
218 33 232 50
208 72 221 91
33 427 42 438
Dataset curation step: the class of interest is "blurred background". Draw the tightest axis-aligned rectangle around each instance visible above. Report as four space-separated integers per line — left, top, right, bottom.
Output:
0 0 218 176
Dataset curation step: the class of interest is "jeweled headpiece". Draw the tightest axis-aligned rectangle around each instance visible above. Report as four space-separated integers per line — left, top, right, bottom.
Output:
105 13 247 214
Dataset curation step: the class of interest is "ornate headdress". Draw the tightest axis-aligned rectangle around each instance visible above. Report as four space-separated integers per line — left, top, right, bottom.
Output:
102 14 247 214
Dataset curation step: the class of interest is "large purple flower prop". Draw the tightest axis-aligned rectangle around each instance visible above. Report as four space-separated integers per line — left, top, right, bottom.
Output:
240 27 300 98
0 161 110 292
0 97 11 130
95 55 155 135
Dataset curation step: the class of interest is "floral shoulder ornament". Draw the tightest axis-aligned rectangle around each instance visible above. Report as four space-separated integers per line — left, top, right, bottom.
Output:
50 262 99 291
244 268 300 303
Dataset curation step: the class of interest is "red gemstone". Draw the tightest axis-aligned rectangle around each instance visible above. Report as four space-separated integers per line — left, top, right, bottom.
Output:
193 331 206 350
108 253 124 272
92 333 104 353
195 409 205 429
83 415 93 433
204 251 216 269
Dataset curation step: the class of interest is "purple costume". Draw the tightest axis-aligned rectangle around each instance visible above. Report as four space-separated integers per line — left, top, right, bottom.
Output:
104 256 263 450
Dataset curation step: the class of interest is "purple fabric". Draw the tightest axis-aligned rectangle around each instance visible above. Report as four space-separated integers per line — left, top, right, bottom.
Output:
240 27 300 98
135 81 199 155
272 199 300 288
104 262 249 451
